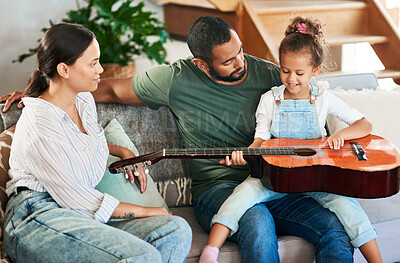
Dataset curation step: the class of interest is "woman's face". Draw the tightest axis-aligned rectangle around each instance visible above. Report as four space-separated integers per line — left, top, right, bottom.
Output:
67 39 103 93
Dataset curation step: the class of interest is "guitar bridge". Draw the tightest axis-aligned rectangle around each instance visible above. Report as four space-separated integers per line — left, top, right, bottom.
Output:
350 142 367 161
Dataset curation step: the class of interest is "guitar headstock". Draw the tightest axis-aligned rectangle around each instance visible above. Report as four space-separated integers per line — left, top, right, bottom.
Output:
108 150 165 174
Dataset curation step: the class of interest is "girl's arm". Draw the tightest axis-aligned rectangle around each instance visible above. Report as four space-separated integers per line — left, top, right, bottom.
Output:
321 117 372 149
111 202 170 219
249 138 265 148
107 142 147 193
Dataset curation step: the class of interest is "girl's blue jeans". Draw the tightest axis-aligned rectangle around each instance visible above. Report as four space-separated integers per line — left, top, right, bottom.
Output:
3 190 192 263
212 176 376 248
193 183 354 263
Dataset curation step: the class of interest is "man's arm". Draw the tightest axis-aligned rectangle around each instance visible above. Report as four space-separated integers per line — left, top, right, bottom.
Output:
0 77 144 112
94 77 144 106
0 91 24 112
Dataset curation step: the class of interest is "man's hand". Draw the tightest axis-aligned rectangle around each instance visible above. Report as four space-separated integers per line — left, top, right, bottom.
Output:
0 91 24 112
219 150 247 166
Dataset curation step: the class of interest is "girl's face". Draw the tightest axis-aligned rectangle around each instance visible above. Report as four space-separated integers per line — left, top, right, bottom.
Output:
67 39 104 93
280 51 321 99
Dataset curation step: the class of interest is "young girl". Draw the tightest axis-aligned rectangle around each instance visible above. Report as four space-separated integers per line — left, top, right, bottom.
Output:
3 23 191 262
200 17 382 263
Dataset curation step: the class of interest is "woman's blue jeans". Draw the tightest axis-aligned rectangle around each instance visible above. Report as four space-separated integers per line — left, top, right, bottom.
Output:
3 190 192 263
193 183 354 263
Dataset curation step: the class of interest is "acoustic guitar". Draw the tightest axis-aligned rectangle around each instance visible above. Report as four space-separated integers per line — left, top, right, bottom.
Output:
109 134 400 198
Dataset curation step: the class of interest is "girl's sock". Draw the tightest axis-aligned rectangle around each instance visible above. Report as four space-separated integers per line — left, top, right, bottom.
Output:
199 244 220 263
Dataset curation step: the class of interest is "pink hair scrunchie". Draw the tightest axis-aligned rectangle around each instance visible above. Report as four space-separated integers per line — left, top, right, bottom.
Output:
296 23 308 34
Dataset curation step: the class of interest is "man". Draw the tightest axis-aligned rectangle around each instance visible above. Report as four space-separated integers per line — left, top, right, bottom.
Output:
1 16 353 262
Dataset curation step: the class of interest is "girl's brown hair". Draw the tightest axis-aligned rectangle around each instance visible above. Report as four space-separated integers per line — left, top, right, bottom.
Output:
279 16 334 71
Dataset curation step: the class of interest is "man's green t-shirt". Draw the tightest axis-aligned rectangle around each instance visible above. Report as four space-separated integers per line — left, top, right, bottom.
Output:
132 54 281 199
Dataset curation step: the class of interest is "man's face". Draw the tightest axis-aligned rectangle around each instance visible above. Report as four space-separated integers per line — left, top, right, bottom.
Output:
206 30 247 84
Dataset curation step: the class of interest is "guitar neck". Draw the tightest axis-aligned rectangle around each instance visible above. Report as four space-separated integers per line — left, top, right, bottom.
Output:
109 147 297 174
164 147 295 158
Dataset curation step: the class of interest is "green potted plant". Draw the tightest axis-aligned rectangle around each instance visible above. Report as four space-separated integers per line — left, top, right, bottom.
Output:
14 0 170 78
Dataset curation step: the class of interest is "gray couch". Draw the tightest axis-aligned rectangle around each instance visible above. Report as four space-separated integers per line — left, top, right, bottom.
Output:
0 74 399 262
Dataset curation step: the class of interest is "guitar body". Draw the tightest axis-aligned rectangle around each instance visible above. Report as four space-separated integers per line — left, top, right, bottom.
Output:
259 135 400 198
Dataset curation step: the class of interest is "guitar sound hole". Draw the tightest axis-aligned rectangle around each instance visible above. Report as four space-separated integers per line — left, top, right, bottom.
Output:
293 148 317 156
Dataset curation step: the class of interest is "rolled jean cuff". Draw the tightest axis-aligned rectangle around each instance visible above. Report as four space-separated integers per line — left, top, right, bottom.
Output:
351 228 378 248
211 214 239 236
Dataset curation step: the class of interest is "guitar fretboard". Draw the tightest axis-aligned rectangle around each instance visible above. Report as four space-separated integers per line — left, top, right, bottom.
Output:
164 147 296 156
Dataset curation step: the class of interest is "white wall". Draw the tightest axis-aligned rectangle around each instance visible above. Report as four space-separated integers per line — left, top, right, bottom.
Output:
0 0 191 95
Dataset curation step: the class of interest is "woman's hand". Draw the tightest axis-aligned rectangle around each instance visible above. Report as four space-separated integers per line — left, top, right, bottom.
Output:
219 150 247 166
108 143 147 193
120 148 148 193
0 91 24 112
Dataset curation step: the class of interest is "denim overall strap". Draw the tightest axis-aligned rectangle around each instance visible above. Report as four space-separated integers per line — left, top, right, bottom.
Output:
310 84 318 104
272 87 282 104
270 85 321 139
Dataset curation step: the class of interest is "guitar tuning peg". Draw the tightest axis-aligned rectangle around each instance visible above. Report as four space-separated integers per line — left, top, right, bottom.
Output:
133 165 140 177
123 167 129 182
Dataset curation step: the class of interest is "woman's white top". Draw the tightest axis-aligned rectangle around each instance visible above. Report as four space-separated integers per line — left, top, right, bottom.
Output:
6 92 119 223
255 84 364 140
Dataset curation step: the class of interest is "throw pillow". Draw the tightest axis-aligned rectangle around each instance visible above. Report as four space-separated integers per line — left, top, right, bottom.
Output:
0 125 15 212
95 119 168 210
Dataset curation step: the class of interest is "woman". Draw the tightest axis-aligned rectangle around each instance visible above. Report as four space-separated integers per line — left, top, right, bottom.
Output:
3 23 191 263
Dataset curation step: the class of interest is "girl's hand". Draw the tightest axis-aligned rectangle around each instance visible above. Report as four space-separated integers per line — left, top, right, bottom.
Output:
321 132 345 150
219 150 247 166
321 118 372 150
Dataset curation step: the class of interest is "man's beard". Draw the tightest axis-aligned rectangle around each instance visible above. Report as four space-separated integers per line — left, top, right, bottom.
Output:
208 59 247 83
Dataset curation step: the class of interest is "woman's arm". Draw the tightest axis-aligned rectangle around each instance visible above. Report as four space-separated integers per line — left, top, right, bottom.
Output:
111 202 170 219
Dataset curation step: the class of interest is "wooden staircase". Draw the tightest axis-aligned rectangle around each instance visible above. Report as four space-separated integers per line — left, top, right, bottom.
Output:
157 0 400 83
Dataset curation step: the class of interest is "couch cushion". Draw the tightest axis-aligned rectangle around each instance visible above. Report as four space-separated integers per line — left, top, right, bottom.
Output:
354 192 400 262
170 206 315 263
326 87 400 150
95 118 168 210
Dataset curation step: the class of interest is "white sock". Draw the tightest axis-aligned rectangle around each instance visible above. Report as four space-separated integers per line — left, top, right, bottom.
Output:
199 244 220 263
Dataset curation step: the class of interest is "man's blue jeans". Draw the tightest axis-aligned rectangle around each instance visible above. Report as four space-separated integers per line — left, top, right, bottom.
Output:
4 190 192 263
193 183 354 263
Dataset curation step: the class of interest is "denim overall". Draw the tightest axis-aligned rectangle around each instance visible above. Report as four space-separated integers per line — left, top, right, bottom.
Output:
212 85 376 248
270 85 321 140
